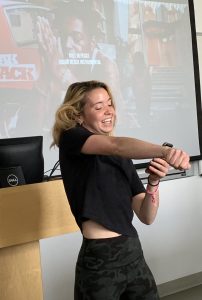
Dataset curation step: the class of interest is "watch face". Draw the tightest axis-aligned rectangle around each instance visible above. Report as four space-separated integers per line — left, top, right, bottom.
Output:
162 142 173 148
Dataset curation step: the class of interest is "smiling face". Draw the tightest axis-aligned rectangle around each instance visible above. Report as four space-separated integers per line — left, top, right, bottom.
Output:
80 87 116 135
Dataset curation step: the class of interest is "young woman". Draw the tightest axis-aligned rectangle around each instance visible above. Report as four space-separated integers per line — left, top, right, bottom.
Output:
51 80 190 300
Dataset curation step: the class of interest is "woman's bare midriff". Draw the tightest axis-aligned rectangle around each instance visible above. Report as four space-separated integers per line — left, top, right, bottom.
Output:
82 220 121 239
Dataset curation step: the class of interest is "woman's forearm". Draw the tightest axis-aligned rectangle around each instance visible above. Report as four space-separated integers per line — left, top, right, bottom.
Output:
82 135 190 170
138 186 160 225
113 136 166 159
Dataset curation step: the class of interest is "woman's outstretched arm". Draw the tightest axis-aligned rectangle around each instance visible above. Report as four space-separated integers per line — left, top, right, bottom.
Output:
81 135 190 170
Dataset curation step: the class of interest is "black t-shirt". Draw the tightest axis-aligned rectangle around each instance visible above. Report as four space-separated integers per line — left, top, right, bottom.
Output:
59 125 146 237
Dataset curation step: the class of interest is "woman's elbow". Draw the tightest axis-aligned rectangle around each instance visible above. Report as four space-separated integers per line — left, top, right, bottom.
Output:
139 215 156 225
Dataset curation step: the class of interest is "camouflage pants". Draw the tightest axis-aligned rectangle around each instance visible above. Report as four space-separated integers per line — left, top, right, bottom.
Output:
74 235 160 300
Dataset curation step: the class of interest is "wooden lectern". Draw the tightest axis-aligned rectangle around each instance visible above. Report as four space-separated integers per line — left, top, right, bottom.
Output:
0 180 79 300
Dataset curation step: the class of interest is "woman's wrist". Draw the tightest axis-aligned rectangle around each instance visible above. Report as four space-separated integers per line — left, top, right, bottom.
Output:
161 142 173 159
161 146 170 159
146 177 159 207
148 176 160 186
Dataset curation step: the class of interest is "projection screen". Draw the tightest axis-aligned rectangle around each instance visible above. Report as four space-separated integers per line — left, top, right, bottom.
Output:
0 0 201 173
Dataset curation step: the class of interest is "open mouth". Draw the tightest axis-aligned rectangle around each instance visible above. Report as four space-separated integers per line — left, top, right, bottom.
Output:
102 118 112 124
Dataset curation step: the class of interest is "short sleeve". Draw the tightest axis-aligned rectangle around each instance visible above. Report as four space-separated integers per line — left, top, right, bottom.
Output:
59 126 94 155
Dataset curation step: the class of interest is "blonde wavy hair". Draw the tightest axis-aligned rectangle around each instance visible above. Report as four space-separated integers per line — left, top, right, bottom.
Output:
51 80 116 147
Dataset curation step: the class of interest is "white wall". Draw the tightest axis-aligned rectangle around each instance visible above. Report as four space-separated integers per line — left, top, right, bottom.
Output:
40 1 202 299
137 176 202 283
193 0 202 32
40 232 82 300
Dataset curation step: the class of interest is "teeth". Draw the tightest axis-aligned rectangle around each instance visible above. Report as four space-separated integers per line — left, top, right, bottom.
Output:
102 118 111 123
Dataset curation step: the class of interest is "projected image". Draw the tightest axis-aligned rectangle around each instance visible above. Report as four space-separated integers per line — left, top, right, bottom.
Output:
0 0 200 170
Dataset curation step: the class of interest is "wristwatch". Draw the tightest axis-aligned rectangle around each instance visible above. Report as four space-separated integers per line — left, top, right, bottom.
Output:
162 142 173 148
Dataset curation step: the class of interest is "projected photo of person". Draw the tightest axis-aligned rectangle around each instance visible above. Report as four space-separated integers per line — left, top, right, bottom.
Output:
37 1 122 106
35 0 130 134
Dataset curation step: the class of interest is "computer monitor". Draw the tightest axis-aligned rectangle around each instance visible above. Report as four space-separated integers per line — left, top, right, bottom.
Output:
0 136 44 188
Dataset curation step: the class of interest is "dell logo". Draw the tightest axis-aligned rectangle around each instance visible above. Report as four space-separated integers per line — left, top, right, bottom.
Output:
7 174 18 186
